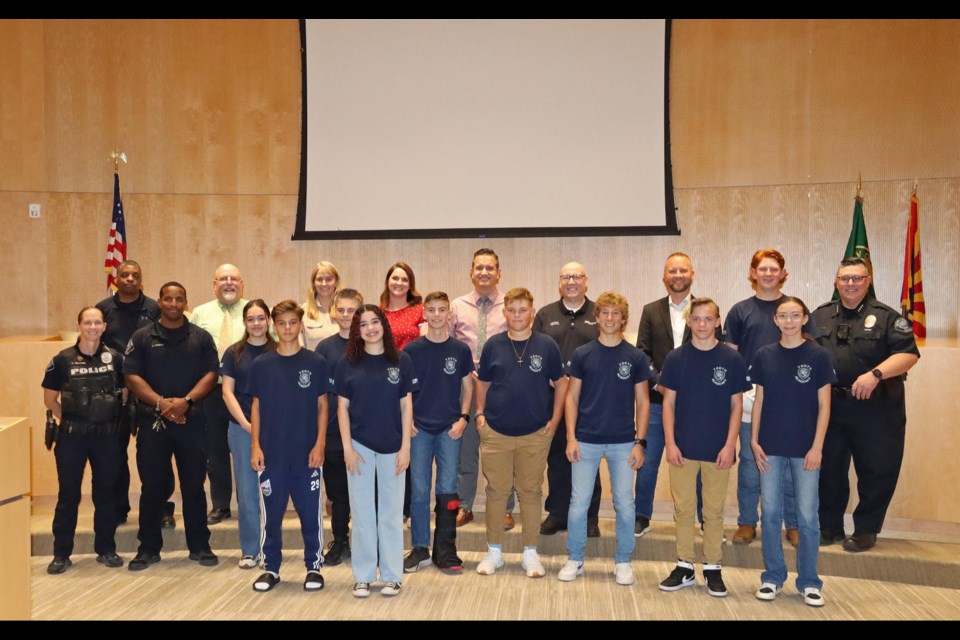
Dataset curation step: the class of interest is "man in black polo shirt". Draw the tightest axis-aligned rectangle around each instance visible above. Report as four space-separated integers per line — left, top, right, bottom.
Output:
95 260 171 527
123 282 220 571
533 262 602 536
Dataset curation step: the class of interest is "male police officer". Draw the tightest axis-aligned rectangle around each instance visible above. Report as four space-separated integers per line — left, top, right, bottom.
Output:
812 258 919 552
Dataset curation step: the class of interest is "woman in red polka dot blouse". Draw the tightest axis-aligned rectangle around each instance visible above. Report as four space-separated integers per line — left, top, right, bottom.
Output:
379 262 425 351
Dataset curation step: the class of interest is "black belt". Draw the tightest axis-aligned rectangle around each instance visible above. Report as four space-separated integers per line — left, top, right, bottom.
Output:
61 420 120 436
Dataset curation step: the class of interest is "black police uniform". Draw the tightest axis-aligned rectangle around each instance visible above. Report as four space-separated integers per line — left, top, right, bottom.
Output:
96 290 161 521
532 298 601 523
123 321 219 556
812 297 920 534
41 342 124 558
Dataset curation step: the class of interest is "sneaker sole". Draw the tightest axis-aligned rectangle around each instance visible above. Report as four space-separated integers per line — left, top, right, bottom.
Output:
756 589 780 601
403 558 433 573
707 588 728 597
659 579 697 592
615 575 636 586
634 526 651 538
804 596 825 607
382 589 401 597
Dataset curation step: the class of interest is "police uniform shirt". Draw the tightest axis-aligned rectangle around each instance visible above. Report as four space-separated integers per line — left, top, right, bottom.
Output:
749 340 837 457
315 334 348 452
42 342 124 423
219 342 271 423
811 299 920 388
123 321 219 399
247 349 330 466
566 340 655 445
659 342 751 462
533 298 599 361
334 351 418 455
96 291 160 353
477 332 564 437
724 295 821 367
404 336 475 435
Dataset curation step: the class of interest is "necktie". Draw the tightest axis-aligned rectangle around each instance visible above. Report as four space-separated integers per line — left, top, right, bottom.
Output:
217 305 234 359
477 296 489 359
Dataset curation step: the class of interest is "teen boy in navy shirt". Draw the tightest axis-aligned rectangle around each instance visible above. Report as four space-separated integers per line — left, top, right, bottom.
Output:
659 297 750 597
403 291 475 573
249 300 330 593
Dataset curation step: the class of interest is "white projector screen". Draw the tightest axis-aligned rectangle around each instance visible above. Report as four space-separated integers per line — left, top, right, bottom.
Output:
295 19 677 240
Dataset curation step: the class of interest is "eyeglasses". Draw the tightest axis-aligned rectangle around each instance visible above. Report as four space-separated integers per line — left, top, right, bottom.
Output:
836 275 868 284
559 274 586 282
775 313 804 321
216 276 241 284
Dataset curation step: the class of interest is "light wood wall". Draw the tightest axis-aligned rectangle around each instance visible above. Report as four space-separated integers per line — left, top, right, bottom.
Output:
1 19 957 342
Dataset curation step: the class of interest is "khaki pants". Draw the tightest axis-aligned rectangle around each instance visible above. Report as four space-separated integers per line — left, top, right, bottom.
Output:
669 460 730 564
479 425 551 547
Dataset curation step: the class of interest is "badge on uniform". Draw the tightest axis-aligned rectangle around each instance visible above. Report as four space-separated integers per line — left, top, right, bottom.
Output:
894 317 913 333
443 357 458 375
101 351 113 364
387 367 401 384
617 362 632 380
864 315 877 331
529 355 543 373
712 366 727 386
795 364 812 384
298 369 312 389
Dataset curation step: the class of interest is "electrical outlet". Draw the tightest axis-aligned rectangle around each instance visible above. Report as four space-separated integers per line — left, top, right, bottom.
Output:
29 204 41 219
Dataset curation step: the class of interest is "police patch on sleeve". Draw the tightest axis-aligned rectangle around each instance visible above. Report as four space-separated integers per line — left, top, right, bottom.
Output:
45 358 55 372
124 339 134 356
894 317 913 333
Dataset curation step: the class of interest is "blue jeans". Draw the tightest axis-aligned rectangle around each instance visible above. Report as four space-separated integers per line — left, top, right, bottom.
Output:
636 404 702 521
568 442 636 564
227 421 262 559
410 427 462 548
739 421 798 528
759 456 822 592
347 440 405 583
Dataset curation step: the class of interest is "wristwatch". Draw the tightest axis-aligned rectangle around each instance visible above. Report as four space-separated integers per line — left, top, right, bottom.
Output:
184 396 194 407
634 438 647 449
870 368 883 380
459 413 470 421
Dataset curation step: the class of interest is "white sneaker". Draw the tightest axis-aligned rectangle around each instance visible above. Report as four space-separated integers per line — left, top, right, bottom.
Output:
803 587 825 607
238 555 258 569
521 548 545 578
614 562 635 586
476 548 504 575
557 560 584 582
352 582 371 598
756 582 781 601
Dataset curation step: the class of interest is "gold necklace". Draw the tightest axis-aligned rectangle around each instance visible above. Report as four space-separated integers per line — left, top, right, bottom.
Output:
509 336 530 365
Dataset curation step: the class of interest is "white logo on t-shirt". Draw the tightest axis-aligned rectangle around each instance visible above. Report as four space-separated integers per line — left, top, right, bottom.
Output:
298 370 312 389
712 367 727 386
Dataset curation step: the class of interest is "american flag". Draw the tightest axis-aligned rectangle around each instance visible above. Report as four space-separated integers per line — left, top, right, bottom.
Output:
104 172 127 293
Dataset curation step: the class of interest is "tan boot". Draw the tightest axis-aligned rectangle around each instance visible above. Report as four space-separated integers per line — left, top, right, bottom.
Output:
785 528 799 548
732 524 757 545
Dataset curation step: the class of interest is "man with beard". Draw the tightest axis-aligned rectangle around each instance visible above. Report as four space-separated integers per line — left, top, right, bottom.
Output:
190 264 248 524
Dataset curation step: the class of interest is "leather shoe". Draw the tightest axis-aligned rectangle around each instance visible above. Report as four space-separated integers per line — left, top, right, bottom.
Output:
504 512 516 531
732 524 756 545
587 519 601 538
455 507 473 527
540 514 567 535
820 528 845 545
161 512 177 529
842 532 877 553
97 552 124 568
324 539 350 566
189 549 220 566
47 556 72 575
128 552 161 571
207 507 232 525
785 528 800 548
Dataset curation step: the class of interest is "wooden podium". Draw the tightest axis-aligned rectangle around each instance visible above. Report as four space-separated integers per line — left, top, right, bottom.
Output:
0 417 31 620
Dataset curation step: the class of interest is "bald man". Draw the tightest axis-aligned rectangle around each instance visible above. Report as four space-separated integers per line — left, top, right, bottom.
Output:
533 262 603 537
190 263 248 524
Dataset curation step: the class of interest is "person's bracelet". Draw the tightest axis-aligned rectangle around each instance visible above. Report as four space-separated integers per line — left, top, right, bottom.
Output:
156 396 163 411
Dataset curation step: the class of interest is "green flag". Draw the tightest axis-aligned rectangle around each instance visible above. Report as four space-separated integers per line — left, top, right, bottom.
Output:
833 195 877 300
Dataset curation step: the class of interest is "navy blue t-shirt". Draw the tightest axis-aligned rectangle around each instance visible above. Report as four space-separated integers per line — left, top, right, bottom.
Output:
404 336 475 435
659 342 751 462
567 340 655 445
335 351 418 454
724 296 820 367
749 340 837 458
477 332 563 437
315 334 348 452
247 349 330 466
220 342 271 422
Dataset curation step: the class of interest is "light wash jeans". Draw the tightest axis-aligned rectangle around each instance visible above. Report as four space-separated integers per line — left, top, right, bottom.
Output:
567 441 636 564
759 456 822 592
227 421 262 559
347 440 405 583
739 420 798 528
410 427 461 548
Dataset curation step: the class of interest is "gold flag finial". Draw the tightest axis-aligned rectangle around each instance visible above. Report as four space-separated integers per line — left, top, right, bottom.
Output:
856 173 862 199
109 149 128 172
912 178 918 197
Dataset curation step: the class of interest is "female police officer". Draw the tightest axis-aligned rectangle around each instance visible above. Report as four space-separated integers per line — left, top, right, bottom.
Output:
42 306 126 573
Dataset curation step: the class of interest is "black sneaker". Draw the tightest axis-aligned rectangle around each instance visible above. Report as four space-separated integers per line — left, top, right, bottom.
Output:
403 546 432 573
303 571 324 591
188 549 219 566
96 552 124 568
820 528 845 545
128 552 161 571
587 519 601 538
635 516 651 537
703 567 727 597
324 539 350 566
659 561 696 591
47 556 72 575
253 572 280 592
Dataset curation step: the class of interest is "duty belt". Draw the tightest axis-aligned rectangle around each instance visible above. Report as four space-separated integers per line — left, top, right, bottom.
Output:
60 419 120 436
